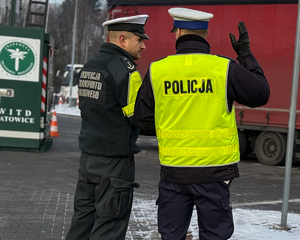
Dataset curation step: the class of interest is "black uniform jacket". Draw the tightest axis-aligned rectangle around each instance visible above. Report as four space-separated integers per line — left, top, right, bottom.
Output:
133 34 270 184
78 43 140 157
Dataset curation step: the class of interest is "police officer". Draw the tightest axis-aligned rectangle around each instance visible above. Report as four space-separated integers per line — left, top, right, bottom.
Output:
133 7 269 240
66 15 149 240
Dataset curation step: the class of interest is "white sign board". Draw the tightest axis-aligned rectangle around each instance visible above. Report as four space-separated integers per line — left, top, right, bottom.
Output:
0 36 40 82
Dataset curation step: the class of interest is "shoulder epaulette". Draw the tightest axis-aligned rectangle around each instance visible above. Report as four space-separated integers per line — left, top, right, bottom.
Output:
120 56 136 71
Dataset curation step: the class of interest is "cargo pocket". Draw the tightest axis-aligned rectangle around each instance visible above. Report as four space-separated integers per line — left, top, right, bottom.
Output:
219 182 232 212
104 177 139 219
155 197 159 206
222 198 232 211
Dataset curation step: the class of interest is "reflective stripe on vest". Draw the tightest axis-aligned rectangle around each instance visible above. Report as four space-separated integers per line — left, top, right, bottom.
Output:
122 71 142 117
150 53 240 167
156 127 237 139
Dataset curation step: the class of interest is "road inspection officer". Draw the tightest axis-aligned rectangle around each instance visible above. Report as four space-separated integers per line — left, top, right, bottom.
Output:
66 14 149 240
133 7 270 240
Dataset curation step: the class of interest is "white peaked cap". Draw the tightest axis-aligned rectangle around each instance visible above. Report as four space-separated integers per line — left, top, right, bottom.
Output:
168 7 213 31
103 14 149 26
103 14 149 39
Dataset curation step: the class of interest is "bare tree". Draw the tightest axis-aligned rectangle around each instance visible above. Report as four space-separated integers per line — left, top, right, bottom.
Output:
0 0 107 92
47 0 107 92
0 0 9 25
73 0 106 63
0 0 29 26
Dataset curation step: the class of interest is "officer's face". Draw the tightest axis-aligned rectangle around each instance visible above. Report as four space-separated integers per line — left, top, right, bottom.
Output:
123 33 146 60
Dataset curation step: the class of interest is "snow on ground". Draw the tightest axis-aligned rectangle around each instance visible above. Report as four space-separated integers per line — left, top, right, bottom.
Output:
54 103 81 116
129 196 300 240
231 209 300 240
54 104 300 239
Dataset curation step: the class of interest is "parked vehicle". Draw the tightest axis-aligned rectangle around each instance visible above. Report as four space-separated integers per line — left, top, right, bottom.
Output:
107 0 299 165
57 64 83 104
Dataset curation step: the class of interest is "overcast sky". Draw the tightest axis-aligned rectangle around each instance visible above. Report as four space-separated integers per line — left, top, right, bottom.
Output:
49 0 63 4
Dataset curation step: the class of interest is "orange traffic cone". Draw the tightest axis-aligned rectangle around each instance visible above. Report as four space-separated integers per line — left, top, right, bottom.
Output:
50 110 60 137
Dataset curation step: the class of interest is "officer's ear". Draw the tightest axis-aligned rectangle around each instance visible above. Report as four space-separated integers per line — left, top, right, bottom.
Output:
176 28 182 39
119 34 127 48
204 29 209 39
108 31 127 48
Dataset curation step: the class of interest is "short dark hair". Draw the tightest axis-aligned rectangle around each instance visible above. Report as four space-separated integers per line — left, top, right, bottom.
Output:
181 28 208 38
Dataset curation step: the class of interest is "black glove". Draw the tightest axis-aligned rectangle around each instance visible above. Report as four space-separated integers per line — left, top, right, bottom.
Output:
229 22 250 55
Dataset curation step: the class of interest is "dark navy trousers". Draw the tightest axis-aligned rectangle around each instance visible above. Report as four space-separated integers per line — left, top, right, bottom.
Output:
157 181 234 240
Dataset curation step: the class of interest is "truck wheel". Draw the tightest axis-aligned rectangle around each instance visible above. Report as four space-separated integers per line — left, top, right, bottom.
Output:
238 131 253 158
255 132 286 166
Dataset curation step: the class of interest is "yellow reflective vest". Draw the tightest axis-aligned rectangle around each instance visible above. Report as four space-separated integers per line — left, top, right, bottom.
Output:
150 54 240 167
122 71 142 117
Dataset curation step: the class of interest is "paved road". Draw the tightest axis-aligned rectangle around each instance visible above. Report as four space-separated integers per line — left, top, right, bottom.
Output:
0 114 300 239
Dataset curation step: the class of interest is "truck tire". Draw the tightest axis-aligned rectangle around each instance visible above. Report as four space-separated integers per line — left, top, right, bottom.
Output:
238 131 253 158
255 131 286 166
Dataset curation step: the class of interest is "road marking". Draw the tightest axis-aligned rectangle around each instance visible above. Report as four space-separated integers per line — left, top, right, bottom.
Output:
233 199 300 207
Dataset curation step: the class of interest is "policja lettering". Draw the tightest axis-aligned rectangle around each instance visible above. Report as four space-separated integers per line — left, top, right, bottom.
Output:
163 78 214 95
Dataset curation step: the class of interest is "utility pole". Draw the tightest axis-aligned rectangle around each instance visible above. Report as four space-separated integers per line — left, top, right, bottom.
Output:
69 0 78 106
281 0 300 228
9 0 17 26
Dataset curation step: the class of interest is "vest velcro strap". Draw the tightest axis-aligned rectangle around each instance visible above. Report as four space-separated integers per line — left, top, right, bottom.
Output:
157 127 237 139
159 143 239 157
122 103 134 117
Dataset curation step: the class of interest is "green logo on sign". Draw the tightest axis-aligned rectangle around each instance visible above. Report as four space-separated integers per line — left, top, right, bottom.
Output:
0 41 35 76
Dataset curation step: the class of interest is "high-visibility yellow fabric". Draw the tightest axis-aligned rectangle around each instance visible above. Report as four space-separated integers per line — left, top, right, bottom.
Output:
150 54 240 167
122 71 142 117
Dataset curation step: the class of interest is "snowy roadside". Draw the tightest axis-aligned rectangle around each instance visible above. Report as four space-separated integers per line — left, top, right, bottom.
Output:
128 196 300 240
53 104 81 117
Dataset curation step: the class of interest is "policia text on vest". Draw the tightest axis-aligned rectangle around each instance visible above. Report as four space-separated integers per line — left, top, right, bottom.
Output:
163 78 215 95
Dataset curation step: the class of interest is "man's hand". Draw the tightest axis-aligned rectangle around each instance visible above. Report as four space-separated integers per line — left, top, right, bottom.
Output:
229 22 250 55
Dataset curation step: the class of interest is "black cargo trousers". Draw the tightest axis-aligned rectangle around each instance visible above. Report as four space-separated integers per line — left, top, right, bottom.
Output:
66 152 139 240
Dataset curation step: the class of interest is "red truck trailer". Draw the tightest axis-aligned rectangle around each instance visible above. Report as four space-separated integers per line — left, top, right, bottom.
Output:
107 0 299 165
